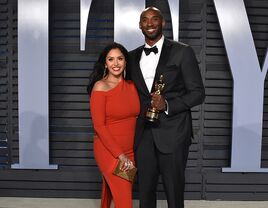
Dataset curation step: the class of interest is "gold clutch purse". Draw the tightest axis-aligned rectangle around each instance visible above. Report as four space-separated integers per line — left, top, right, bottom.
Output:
113 160 137 182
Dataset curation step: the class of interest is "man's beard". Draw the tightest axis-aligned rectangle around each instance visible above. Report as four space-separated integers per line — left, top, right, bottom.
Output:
142 29 162 41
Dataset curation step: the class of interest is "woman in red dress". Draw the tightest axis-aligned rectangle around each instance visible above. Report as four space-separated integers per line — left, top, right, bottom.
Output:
88 42 140 208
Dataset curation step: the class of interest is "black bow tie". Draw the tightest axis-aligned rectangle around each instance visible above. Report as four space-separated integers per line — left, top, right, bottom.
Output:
143 46 158 56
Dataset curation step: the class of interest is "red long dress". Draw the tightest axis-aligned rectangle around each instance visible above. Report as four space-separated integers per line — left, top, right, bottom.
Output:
90 79 140 208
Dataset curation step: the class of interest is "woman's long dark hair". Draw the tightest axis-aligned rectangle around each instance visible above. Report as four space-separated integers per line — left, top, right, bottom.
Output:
87 42 129 95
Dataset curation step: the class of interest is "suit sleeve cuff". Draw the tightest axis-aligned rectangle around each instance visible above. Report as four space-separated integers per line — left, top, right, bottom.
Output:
164 99 169 115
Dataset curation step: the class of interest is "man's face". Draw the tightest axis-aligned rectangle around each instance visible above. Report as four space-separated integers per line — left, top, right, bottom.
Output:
139 9 165 43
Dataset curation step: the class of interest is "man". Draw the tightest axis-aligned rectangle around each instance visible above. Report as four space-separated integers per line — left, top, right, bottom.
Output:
128 7 205 208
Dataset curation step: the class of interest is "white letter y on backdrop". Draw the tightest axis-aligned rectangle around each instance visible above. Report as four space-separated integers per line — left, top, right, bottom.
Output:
214 0 268 172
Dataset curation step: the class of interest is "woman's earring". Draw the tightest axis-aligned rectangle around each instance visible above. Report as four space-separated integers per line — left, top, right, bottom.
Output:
123 69 126 78
103 67 107 78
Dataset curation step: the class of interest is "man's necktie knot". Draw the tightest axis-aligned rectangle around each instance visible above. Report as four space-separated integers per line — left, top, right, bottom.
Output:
143 46 158 56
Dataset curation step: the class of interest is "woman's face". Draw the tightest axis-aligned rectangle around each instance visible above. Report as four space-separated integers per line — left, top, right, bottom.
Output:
105 48 126 78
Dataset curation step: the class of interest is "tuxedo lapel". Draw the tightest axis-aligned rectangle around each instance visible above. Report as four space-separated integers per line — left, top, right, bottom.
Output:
150 39 172 93
131 47 150 96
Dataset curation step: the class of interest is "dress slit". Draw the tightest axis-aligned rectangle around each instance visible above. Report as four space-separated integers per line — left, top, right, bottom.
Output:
101 177 112 208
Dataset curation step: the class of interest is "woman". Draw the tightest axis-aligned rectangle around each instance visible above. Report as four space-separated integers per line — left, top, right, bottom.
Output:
88 42 140 208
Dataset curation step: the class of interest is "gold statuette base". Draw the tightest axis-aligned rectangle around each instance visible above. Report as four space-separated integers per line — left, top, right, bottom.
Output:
145 108 159 122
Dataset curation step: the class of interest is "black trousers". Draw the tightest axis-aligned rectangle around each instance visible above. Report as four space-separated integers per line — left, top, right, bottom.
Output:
135 128 190 208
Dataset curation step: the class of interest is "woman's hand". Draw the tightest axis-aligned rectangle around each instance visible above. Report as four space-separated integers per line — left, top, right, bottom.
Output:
118 154 134 171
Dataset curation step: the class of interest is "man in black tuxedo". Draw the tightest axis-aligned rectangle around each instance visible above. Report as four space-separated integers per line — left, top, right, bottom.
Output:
128 7 205 208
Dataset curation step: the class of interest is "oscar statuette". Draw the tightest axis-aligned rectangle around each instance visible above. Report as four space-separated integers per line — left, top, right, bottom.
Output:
145 75 165 122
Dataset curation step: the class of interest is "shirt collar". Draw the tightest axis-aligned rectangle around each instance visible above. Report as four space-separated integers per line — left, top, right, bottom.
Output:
144 35 164 51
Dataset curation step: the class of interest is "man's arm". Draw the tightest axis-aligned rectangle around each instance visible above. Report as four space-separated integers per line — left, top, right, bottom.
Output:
165 45 205 116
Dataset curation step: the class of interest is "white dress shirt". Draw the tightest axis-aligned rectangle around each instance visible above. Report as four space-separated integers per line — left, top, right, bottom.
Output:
140 35 164 92
139 36 168 113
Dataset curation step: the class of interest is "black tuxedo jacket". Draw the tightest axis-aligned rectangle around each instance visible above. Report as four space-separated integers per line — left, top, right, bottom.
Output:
128 38 205 153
